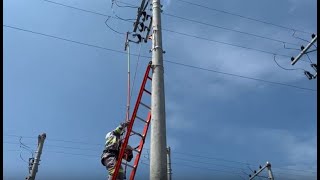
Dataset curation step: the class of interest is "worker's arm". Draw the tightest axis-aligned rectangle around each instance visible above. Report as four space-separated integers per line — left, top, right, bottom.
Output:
113 121 130 135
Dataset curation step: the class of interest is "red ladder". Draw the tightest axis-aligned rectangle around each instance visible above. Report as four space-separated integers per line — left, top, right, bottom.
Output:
113 61 152 180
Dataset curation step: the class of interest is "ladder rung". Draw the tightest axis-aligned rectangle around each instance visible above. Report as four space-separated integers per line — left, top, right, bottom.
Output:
136 115 147 123
140 102 151 110
131 130 143 137
144 88 151 95
147 76 152 80
122 162 135 169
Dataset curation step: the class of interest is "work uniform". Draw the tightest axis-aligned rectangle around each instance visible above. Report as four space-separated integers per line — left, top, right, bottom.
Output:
101 123 126 180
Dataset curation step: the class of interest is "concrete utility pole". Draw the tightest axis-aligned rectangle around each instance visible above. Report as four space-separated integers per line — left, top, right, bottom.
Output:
150 0 167 179
26 133 46 180
291 34 317 65
249 161 274 180
167 147 172 180
266 162 274 180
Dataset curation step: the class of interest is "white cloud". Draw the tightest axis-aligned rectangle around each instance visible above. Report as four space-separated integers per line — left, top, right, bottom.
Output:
210 126 317 170
166 100 194 130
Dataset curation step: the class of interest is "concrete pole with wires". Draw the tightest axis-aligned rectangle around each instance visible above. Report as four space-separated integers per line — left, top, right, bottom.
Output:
26 133 46 180
150 0 167 179
167 147 172 180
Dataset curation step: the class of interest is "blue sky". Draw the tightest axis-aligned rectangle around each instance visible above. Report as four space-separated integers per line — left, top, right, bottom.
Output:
3 0 317 179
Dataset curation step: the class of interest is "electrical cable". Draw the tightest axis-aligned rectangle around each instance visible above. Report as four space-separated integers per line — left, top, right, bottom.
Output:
292 31 317 49
164 60 316 92
105 16 127 35
273 55 306 71
163 12 301 47
5 137 317 174
162 28 292 58
305 53 314 64
42 0 305 60
3 25 316 92
113 0 138 8
175 0 313 34
111 1 136 21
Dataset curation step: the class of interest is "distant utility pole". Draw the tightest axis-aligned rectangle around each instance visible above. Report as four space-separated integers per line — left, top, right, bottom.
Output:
150 0 167 179
167 147 172 180
26 133 46 180
248 161 274 180
291 34 317 80
291 34 317 65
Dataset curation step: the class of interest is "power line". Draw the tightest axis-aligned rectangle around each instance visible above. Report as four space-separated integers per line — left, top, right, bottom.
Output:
164 60 316 92
273 55 306 71
162 28 294 58
43 0 111 18
4 25 316 92
163 13 301 47
173 156 246 171
175 0 313 34
42 0 305 61
4 134 102 146
3 25 149 58
5 135 317 174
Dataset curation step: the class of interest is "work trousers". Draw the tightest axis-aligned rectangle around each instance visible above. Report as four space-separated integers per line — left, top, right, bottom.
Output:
103 154 124 180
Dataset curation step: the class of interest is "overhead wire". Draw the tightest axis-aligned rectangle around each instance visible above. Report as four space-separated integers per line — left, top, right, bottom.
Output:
162 28 295 58
130 28 148 103
110 0 136 21
105 16 127 35
5 135 317 175
164 60 316 91
5 141 100 152
272 55 306 71
3 25 316 92
41 0 310 62
292 31 317 49
163 12 301 47
174 0 313 34
112 0 138 8
305 53 314 64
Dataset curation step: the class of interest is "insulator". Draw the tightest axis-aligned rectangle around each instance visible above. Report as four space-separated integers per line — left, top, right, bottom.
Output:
132 34 143 43
141 11 147 21
249 174 252 177
254 170 256 173
304 71 313 80
138 22 145 32
312 34 316 38
259 165 262 169
301 45 305 50
291 57 295 61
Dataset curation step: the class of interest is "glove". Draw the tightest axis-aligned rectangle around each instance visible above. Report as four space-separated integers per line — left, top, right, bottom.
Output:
120 121 130 128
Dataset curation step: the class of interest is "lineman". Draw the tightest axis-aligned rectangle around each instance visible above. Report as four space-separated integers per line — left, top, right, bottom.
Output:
101 122 130 180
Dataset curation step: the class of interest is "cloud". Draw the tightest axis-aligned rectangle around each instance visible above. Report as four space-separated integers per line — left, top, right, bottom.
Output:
166 100 194 130
163 22 315 101
210 126 317 169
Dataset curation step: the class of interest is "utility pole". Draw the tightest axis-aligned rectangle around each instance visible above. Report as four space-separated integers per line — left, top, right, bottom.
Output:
248 161 274 180
291 34 317 65
26 133 46 180
150 0 167 179
166 147 172 180
290 34 317 80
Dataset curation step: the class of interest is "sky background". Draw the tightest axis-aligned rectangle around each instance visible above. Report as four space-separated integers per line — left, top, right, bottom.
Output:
3 0 317 179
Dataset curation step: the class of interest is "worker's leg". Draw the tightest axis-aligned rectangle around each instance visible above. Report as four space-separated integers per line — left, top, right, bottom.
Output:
104 156 124 180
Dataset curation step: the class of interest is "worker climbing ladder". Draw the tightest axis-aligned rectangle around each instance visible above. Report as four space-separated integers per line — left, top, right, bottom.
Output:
113 61 153 180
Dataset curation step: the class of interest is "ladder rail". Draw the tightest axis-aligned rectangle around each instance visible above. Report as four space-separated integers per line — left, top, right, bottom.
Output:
112 62 152 180
129 112 151 180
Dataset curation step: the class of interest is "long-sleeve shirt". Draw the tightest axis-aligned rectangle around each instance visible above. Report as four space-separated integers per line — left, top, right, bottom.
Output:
104 124 125 152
